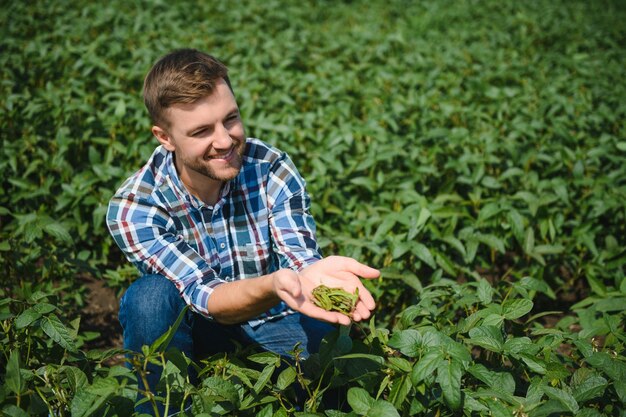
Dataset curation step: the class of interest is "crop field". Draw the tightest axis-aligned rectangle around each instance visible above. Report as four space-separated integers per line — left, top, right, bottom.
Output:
1 0 625 415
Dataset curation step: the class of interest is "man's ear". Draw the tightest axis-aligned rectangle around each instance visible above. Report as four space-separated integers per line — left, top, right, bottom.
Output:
152 125 176 152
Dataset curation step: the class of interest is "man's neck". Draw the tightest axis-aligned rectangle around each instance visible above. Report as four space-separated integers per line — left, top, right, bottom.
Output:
175 162 223 207
184 178 222 207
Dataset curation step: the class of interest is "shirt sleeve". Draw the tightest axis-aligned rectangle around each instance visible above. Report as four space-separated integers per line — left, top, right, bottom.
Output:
106 193 226 318
267 152 322 271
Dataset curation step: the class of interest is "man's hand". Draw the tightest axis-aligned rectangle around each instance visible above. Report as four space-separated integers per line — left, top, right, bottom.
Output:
272 256 380 326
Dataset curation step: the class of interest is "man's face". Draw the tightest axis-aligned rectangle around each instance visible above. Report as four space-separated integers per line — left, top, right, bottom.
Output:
153 80 246 186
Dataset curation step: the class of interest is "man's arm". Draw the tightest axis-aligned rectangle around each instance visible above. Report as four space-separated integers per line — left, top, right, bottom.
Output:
209 256 379 326
263 152 379 325
267 152 321 271
107 194 228 318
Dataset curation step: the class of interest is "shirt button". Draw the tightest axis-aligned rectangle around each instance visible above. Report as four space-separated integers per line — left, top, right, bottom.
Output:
219 242 226 249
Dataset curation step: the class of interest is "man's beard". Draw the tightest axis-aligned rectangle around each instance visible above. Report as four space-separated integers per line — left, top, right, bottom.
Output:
185 141 245 182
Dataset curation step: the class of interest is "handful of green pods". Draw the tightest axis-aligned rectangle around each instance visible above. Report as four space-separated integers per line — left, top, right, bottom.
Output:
311 284 359 317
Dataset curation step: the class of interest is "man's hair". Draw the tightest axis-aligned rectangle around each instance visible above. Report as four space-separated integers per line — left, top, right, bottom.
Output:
143 48 232 128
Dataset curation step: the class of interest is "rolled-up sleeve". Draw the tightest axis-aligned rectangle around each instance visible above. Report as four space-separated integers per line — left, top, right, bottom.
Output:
267 153 322 271
106 194 226 317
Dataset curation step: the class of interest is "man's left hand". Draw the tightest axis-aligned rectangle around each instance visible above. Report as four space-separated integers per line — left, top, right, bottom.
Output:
272 256 380 326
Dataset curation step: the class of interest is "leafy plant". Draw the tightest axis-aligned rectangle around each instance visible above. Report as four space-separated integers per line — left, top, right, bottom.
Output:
1 0 625 415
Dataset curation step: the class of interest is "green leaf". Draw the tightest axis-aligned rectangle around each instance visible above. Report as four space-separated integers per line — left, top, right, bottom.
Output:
33 302 57 315
585 352 626 383
368 399 401 417
482 313 505 327
1 405 30 417
254 365 276 394
347 387 374 415
42 222 72 243
593 297 626 312
524 227 535 255
409 207 431 239
257 404 273 417
531 399 570 417
71 388 111 417
468 364 515 394
14 306 41 329
87 376 119 397
61 366 89 393
201 376 240 406
475 233 506 254
335 353 385 366
476 279 493 305
276 366 296 391
533 244 564 255
482 398 513 417
168 345 191 369
410 350 443 385
477 202 501 222
502 299 533 320
388 357 412 373
151 305 188 353
434 250 457 276
5 350 25 396
468 325 504 352
572 375 607 403
436 359 463 410
411 243 436 269
388 374 412 408
615 380 626 404
248 352 281 366
507 209 525 243
160 359 186 390
519 354 547 374
543 386 579 413
388 329 421 357
114 99 126 117
518 276 556 299
40 314 77 352
576 408 605 417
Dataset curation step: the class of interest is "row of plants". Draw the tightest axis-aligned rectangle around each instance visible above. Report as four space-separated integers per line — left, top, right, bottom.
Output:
2 272 625 416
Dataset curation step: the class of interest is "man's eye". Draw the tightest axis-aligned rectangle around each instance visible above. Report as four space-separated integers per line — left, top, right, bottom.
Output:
192 129 207 137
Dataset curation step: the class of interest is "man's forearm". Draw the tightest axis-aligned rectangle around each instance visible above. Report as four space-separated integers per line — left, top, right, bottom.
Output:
207 272 282 324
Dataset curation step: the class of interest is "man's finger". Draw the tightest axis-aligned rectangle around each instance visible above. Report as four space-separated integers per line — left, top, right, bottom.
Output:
357 285 376 311
338 256 380 279
308 306 351 326
353 302 372 322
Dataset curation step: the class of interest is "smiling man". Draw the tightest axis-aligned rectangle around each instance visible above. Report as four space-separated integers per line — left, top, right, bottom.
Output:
106 48 379 414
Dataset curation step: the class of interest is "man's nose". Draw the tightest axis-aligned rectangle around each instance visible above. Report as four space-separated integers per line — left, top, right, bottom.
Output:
213 124 233 149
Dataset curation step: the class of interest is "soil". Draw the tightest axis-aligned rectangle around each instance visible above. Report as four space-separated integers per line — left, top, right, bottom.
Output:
80 275 123 351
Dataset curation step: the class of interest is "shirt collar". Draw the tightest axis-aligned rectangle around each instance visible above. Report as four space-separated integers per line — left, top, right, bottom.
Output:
162 148 238 210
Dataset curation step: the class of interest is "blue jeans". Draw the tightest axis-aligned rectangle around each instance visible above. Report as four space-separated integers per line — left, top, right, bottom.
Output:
119 274 333 415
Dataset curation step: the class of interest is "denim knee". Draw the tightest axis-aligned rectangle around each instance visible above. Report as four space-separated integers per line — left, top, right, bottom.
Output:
119 274 192 354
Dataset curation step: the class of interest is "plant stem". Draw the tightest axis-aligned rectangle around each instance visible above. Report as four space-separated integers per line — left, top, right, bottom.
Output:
162 354 170 417
140 356 160 417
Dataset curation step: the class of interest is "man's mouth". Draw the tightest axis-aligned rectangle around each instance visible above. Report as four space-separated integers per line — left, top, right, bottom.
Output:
205 147 235 161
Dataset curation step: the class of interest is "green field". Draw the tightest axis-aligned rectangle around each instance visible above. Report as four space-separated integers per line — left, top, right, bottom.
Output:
1 0 625 415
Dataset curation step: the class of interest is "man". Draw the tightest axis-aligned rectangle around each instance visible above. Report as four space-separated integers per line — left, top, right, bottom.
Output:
106 48 379 412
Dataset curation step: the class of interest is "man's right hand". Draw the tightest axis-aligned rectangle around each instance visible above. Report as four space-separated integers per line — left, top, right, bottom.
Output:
272 256 380 326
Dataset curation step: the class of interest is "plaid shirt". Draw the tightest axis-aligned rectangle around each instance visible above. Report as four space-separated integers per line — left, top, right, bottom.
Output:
106 138 322 326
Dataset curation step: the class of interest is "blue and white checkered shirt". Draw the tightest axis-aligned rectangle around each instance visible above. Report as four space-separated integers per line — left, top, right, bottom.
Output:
106 138 322 326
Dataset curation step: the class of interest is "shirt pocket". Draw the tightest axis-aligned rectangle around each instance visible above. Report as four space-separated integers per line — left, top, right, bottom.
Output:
237 242 271 276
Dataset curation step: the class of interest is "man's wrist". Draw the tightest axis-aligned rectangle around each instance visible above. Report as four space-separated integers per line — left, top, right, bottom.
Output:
268 270 286 301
